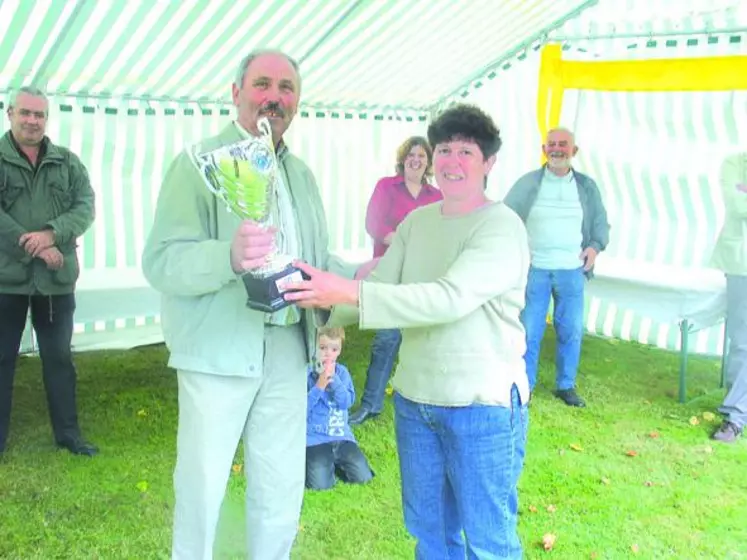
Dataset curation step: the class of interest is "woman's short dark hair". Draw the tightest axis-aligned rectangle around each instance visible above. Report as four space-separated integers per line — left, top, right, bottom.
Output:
395 136 433 182
427 104 502 159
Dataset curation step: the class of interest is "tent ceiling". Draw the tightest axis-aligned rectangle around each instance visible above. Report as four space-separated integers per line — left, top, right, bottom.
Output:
0 0 596 112
550 0 745 40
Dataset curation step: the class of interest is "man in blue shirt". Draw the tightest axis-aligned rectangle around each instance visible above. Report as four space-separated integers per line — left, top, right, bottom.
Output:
504 127 610 407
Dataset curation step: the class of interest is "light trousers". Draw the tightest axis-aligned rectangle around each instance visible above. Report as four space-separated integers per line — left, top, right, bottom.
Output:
171 324 308 560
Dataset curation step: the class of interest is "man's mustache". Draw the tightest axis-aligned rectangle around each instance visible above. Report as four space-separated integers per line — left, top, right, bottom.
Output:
259 103 285 118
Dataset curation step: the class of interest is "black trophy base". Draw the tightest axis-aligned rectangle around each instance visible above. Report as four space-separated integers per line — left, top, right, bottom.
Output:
241 263 309 313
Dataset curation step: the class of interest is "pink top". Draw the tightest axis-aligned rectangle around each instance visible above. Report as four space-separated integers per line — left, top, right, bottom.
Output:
365 175 443 258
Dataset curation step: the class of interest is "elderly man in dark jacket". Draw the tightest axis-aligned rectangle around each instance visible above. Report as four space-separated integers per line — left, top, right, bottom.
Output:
0 86 97 457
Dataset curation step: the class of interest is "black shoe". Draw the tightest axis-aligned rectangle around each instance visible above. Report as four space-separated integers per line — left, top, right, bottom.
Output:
349 407 379 425
57 437 99 457
554 389 586 408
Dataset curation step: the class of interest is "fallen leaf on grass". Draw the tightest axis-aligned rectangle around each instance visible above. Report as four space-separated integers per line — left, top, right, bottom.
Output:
703 445 713 454
644 481 654 487
542 533 557 551
702 411 716 422
528 505 538 513
631 543 640 553
625 450 638 457
547 504 556 513
569 443 583 452
648 431 660 439
689 416 700 426
600 477 611 485
136 481 148 493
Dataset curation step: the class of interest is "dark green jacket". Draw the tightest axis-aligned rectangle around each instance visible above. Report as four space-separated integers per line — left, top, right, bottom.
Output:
0 132 95 295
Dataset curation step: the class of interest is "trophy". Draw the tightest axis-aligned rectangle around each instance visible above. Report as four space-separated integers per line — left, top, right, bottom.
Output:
188 117 307 313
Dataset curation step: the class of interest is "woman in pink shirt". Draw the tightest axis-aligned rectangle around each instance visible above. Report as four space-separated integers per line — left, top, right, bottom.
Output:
349 136 442 425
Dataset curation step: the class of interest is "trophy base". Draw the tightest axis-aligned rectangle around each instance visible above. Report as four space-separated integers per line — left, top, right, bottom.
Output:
241 263 309 313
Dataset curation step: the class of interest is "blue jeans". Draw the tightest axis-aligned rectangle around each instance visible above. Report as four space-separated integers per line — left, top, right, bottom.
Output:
719 274 747 428
394 386 528 559
305 440 374 490
360 329 402 413
520 266 585 391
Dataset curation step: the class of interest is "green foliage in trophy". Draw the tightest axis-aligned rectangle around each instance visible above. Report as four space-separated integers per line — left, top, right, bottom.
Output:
214 157 269 222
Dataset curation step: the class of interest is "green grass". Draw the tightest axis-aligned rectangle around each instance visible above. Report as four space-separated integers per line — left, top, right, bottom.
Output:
1 328 746 559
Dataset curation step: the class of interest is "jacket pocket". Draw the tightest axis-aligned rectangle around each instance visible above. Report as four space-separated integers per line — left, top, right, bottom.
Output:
0 170 25 212
49 244 80 285
0 250 30 285
47 166 73 217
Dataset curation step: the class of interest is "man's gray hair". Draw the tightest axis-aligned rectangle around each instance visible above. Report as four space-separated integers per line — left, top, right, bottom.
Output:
546 126 575 143
8 85 49 109
234 49 301 90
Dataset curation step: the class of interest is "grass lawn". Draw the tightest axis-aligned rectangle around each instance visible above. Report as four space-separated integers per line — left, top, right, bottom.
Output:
1 327 745 559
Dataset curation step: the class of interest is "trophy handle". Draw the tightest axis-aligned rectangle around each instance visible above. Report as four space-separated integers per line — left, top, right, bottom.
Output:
257 117 275 152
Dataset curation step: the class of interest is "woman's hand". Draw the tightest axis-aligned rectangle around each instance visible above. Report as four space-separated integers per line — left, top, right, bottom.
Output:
284 261 360 309
354 257 380 280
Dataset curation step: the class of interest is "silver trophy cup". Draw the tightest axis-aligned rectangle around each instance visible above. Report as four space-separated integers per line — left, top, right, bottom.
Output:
188 118 307 312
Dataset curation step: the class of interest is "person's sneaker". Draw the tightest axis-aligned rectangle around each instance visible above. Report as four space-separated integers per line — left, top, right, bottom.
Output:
712 421 742 443
554 389 586 408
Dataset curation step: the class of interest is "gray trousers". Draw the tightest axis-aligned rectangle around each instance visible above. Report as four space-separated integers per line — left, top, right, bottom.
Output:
719 275 747 428
171 324 308 560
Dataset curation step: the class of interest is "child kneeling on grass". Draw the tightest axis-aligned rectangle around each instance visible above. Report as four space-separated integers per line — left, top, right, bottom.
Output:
305 327 374 490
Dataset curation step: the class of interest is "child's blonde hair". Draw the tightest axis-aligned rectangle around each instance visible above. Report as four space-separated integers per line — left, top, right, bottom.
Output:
317 326 345 342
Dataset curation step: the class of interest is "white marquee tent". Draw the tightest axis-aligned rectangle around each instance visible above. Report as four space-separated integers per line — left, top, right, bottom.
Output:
3 0 746 387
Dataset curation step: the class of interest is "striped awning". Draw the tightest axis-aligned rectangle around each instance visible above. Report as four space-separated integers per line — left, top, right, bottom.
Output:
0 0 597 112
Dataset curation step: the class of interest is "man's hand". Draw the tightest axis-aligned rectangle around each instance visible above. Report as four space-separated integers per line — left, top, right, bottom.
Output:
20 230 56 257
283 261 359 309
230 221 277 273
383 232 395 246
579 247 598 271
38 247 64 270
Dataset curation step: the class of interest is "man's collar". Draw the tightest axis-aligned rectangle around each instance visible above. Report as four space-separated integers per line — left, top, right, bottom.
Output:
9 131 48 154
542 164 574 182
5 131 51 166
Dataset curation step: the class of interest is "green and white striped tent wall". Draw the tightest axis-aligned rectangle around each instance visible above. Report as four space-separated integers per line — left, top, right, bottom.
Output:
455 21 747 357
3 0 601 352
7 0 746 355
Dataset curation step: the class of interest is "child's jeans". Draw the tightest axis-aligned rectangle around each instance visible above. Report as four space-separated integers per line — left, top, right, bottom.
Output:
305 440 374 490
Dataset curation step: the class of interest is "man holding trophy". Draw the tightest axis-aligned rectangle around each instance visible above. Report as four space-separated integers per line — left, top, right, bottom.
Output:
142 49 356 559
